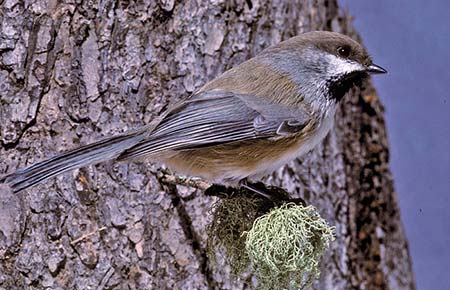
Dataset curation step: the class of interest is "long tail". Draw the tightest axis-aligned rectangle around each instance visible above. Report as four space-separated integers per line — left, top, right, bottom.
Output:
1 129 147 193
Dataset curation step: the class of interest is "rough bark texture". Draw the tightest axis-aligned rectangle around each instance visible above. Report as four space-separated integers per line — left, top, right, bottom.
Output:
0 0 415 289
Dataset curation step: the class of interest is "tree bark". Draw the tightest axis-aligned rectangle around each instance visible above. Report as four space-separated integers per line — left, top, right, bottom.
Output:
0 0 415 289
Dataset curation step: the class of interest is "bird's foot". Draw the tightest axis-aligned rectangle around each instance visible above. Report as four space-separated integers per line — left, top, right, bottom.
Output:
204 184 236 198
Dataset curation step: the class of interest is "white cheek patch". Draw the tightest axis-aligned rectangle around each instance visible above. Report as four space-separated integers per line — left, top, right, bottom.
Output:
325 54 365 77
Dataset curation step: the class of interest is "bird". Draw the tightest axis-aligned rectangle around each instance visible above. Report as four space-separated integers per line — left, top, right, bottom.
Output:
0 31 387 193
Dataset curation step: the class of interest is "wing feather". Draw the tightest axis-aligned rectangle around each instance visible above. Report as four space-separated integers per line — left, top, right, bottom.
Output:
118 90 310 160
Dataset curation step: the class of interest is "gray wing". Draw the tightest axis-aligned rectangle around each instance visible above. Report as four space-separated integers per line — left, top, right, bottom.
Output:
118 90 311 159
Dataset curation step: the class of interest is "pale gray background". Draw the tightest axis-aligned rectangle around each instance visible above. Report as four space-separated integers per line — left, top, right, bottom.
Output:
339 1 450 289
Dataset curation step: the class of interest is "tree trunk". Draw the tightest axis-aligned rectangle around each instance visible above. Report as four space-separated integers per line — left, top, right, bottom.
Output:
0 0 415 289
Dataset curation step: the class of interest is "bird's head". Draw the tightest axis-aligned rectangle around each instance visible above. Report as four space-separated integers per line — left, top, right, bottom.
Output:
258 31 387 104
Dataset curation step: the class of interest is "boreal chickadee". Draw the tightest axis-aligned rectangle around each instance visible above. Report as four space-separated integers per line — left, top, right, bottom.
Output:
1 31 387 192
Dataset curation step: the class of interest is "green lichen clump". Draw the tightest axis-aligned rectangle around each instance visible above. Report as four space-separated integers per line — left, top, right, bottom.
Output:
206 185 335 289
244 203 335 289
206 194 270 275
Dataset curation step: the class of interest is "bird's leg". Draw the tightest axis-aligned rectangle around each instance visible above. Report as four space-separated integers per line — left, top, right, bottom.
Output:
239 179 306 205
239 179 273 200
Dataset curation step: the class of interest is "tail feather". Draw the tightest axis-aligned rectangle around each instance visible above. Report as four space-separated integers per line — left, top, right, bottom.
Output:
1 130 146 192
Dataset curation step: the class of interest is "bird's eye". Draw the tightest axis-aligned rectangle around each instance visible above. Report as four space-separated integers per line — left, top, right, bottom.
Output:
337 46 351 58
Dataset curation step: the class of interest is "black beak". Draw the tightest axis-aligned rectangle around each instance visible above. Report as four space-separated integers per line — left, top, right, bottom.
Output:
366 63 387 74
